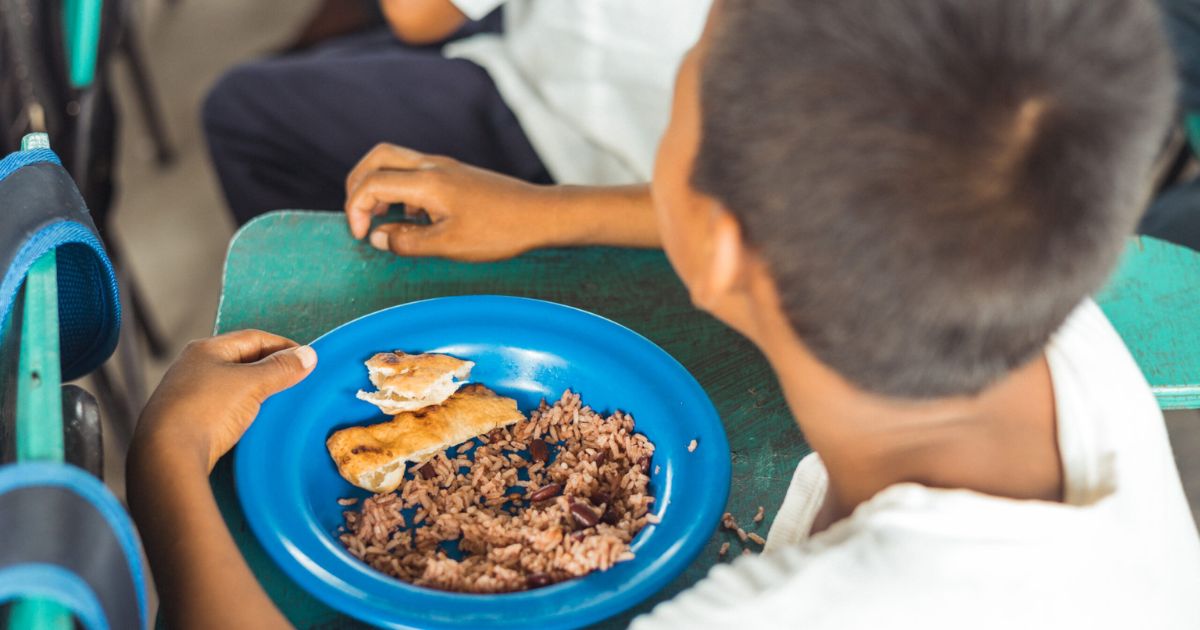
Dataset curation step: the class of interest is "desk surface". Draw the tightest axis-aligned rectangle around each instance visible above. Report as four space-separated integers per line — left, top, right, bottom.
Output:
213 211 804 629
212 211 1199 629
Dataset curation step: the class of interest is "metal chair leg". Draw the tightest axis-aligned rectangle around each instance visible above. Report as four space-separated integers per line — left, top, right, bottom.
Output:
88 363 134 444
124 267 170 359
102 234 170 360
104 264 150 454
116 26 174 167
84 268 158 461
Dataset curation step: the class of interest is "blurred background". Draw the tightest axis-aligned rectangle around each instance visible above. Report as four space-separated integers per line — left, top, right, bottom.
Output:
4 0 1199 522
78 0 309 495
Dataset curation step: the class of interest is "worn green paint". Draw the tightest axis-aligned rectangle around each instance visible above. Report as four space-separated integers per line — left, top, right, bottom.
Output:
20 134 50 151
8 134 74 629
10 251 73 629
213 212 1198 629
1096 236 1200 408
15 251 63 461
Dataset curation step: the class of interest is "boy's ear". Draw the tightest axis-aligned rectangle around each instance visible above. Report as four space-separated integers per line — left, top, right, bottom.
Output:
697 205 750 307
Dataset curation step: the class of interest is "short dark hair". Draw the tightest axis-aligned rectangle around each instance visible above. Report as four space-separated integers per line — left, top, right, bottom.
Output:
693 0 1176 398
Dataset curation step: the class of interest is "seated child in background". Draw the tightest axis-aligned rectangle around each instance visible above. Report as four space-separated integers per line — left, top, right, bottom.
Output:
203 0 710 225
131 0 1200 628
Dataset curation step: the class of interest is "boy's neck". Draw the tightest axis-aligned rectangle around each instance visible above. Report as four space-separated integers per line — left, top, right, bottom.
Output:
772 343 1063 529
724 270 1064 529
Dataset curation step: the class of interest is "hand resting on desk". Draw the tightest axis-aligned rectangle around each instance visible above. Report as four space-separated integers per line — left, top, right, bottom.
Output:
344 143 662 262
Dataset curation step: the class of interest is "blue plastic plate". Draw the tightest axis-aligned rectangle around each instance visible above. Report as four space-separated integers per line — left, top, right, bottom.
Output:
235 296 731 629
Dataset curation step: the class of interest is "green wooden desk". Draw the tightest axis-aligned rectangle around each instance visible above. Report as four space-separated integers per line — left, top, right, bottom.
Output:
212 211 1199 629
1096 236 1200 409
213 211 801 629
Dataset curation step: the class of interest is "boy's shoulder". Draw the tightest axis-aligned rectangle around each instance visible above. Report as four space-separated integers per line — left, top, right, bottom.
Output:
634 301 1199 630
1046 299 1151 393
1044 299 1161 458
636 493 1191 630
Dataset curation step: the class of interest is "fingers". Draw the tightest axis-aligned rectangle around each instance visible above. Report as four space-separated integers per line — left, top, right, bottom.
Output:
369 222 452 258
345 169 444 240
345 144 435 239
245 345 318 399
190 330 300 364
346 144 430 197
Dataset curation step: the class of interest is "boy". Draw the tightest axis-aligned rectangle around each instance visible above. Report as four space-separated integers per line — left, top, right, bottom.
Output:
131 0 1200 628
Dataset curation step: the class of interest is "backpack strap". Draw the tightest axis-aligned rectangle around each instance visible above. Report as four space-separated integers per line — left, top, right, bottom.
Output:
0 462 147 630
0 147 120 380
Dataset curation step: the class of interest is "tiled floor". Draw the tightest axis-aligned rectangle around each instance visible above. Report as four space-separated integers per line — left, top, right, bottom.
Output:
103 0 1200 559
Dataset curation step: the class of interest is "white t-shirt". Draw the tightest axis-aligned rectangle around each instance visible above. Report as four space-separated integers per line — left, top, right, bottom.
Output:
446 0 711 185
632 300 1200 630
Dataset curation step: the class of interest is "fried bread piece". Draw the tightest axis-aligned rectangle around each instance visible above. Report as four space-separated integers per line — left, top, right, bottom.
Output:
328 383 524 492
355 351 473 415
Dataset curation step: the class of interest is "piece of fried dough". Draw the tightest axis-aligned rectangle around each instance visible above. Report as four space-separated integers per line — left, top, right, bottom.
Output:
355 351 474 415
329 383 524 493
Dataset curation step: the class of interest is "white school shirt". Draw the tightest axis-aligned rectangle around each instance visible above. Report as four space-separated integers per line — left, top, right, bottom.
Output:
632 300 1200 630
446 0 711 185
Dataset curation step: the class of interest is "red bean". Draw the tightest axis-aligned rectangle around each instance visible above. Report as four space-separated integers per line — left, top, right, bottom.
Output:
528 483 563 502
417 463 435 480
529 438 549 463
636 456 651 474
526 573 553 589
570 503 599 528
600 506 621 525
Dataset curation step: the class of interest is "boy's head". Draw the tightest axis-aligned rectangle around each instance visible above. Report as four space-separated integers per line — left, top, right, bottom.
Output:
653 0 1175 398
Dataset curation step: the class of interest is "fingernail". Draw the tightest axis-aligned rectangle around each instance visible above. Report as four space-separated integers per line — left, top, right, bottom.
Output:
369 231 388 250
294 345 317 369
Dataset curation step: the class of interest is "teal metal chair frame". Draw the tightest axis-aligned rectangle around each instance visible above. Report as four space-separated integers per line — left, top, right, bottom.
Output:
7 134 72 630
1 132 145 630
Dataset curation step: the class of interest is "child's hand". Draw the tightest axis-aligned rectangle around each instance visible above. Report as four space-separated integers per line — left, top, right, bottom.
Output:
133 330 317 474
344 143 556 262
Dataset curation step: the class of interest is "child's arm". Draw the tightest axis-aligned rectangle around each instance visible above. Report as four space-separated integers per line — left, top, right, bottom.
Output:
126 331 318 630
344 143 661 262
381 0 469 45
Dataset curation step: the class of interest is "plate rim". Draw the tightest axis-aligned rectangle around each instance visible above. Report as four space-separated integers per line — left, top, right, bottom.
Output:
234 295 732 629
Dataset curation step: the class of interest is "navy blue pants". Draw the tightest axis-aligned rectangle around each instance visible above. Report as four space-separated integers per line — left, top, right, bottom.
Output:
203 24 551 226
1142 0 1200 251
